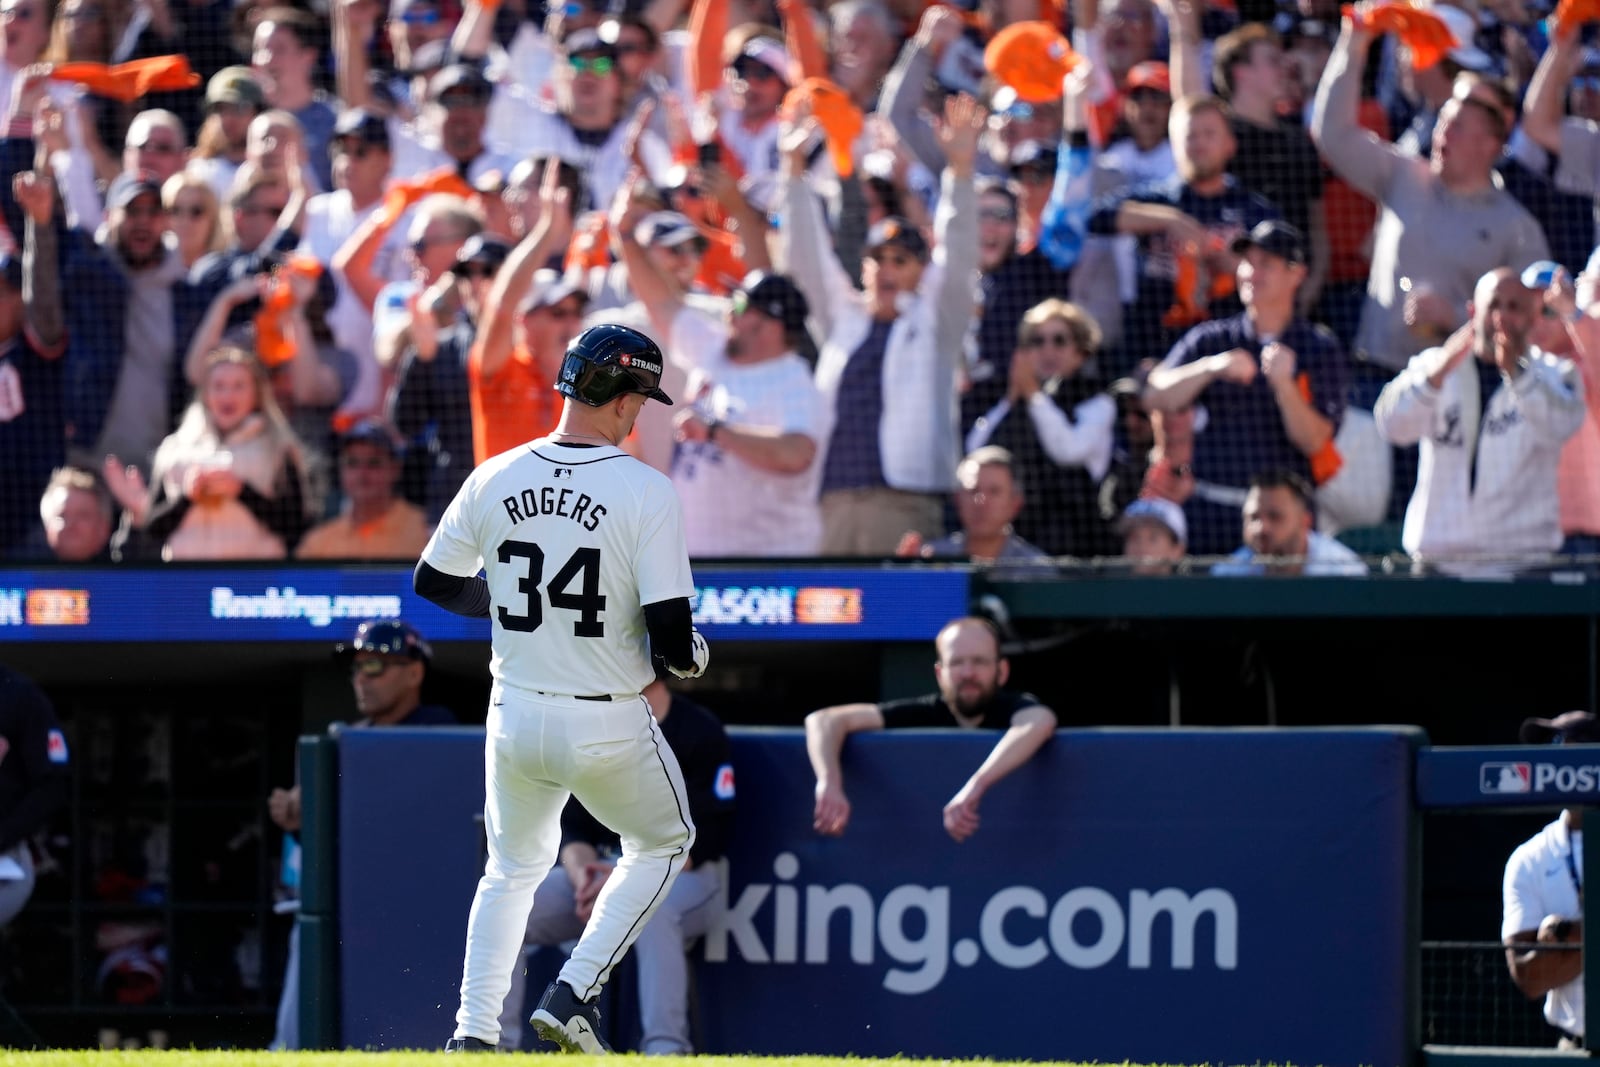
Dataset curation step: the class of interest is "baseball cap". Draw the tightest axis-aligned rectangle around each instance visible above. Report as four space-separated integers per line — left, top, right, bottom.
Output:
1230 219 1309 266
983 20 1079 105
735 37 792 84
335 619 433 662
405 39 452 78
207 66 267 110
1124 60 1171 96
1118 498 1187 546
634 211 707 250
864 216 930 262
735 271 810 337
1521 259 1564 290
431 62 493 101
519 268 588 315
454 233 512 271
1008 139 1054 176
1520 711 1600 745
561 27 617 57
391 0 462 25
1282 16 1337 48
107 171 163 211
339 417 403 458
1432 4 1493 72
333 108 391 148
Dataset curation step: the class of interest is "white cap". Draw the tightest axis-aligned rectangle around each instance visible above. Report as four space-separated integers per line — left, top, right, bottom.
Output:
1119 498 1187 546
1432 5 1493 72
737 37 793 85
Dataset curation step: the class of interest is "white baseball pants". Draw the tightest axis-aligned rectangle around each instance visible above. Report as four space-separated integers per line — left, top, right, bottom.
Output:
453 690 695 1045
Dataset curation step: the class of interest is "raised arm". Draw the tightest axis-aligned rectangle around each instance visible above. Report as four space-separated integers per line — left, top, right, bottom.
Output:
332 0 381 111
471 168 574 380
14 166 63 354
778 0 828 82
687 0 729 99
331 200 405 312
1523 31 1581 157
943 704 1058 843
612 170 683 339
1310 13 1398 200
451 0 497 60
879 8 959 174
1153 0 1205 99
803 702 884 837
186 275 265 386
930 94 983 365
778 118 855 342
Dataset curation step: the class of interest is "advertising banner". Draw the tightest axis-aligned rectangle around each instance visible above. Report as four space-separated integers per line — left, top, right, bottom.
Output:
337 726 1418 1066
1417 745 1600 809
0 566 966 643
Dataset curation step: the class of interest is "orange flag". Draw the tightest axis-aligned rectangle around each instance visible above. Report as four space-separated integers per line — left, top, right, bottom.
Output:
49 56 201 102
1342 3 1458 70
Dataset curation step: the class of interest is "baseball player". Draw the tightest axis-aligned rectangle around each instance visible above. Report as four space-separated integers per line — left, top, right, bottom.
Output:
415 323 710 1055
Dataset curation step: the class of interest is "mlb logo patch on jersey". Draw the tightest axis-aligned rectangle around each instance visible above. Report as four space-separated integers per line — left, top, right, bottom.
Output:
46 729 68 764
714 763 735 801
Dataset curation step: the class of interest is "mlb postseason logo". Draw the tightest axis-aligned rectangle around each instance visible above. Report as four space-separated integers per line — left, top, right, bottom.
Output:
1480 762 1532 795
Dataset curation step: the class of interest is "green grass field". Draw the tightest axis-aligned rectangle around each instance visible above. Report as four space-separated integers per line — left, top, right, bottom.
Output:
0 1057 1129 1067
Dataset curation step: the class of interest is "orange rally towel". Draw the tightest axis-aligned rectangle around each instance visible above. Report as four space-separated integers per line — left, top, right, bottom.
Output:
381 168 476 220
782 78 863 178
1342 3 1458 70
255 255 326 368
49 57 201 102
1553 0 1600 39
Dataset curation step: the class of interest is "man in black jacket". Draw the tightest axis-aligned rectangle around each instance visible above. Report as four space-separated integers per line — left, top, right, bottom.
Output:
0 665 70 928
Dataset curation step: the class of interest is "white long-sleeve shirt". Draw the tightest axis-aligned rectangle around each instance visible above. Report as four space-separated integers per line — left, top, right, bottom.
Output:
1375 345 1585 562
780 168 978 494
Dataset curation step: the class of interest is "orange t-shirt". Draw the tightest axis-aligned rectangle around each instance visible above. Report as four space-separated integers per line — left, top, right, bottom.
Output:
469 344 561 466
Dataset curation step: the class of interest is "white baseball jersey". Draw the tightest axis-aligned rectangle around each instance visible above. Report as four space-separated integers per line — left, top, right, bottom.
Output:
420 439 696 698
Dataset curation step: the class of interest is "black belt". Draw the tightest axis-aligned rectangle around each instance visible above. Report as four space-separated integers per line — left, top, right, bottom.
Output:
534 691 612 701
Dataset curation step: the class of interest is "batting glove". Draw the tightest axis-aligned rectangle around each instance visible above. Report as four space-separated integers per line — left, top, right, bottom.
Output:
667 629 710 680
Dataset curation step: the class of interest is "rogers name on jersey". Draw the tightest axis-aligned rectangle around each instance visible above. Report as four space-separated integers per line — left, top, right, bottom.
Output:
693 586 796 625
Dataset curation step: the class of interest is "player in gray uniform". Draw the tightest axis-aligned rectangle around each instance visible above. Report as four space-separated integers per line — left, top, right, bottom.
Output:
415 323 710 1054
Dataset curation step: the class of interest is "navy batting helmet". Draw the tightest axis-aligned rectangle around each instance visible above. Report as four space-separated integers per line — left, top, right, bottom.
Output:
556 323 675 407
334 619 433 663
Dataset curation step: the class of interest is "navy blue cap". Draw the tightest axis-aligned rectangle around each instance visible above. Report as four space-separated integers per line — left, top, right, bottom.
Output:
864 216 930 262
107 171 163 211
333 108 391 148
339 417 404 457
335 619 433 662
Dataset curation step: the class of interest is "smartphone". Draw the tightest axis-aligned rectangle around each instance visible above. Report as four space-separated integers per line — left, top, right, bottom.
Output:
697 140 721 168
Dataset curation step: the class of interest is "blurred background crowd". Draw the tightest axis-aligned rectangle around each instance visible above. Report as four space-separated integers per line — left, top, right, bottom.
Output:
0 0 1598 574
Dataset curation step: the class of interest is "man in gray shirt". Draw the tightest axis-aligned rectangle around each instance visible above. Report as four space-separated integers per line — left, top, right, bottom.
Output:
1310 11 1548 399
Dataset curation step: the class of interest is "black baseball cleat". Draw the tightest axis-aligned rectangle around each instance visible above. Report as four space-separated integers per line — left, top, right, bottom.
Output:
530 980 611 1054
444 1035 497 1053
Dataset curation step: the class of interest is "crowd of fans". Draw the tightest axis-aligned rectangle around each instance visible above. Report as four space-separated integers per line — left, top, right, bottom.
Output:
0 0 1598 574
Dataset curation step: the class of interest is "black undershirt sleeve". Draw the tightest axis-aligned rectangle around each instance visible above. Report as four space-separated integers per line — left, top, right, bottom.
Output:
413 560 492 618
643 597 695 672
